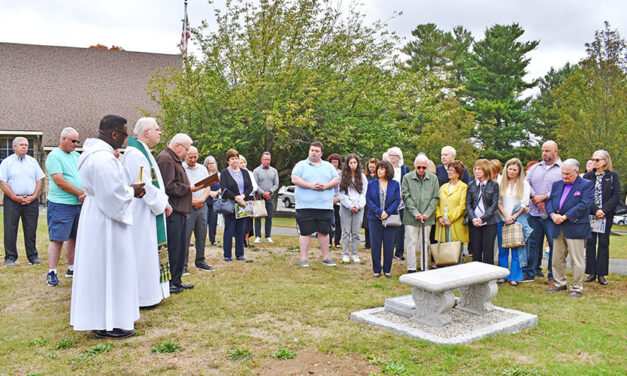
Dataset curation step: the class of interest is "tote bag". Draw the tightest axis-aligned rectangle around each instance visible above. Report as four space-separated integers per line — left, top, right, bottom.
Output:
252 193 268 218
502 222 524 248
429 226 462 266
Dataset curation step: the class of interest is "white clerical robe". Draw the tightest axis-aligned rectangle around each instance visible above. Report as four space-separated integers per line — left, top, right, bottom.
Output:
122 141 170 306
70 138 139 331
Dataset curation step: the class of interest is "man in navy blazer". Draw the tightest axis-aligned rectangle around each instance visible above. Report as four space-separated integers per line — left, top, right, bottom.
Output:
545 159 593 298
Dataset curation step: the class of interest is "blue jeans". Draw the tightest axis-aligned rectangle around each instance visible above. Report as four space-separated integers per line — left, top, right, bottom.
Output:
223 216 246 259
369 219 396 274
524 215 553 280
254 198 274 238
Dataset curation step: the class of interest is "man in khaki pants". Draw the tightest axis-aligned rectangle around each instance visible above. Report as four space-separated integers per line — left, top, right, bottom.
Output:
545 159 593 298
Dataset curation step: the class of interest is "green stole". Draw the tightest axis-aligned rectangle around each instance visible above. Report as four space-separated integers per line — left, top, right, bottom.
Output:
127 137 171 283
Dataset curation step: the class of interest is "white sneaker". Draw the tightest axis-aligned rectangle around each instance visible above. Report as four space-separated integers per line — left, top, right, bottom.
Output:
253 237 262 243
265 237 274 243
352 255 360 263
342 255 350 263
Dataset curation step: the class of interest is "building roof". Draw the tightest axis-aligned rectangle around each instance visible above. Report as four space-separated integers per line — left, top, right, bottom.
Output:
0 42 181 147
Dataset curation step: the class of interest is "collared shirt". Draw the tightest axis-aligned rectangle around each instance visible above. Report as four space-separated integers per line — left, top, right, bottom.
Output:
559 183 573 210
474 180 486 218
46 148 82 205
291 158 339 210
253 164 279 195
183 162 209 200
0 153 45 196
525 158 563 217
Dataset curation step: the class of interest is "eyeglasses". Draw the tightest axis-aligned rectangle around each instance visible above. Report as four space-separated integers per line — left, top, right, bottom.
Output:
389 154 400 158
113 129 128 138
591 158 603 162
416 166 427 170
70 139 80 144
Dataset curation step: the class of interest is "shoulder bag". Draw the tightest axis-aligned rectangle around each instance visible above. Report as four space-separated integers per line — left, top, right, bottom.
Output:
213 195 235 215
429 226 462 266
502 222 524 248
251 193 268 218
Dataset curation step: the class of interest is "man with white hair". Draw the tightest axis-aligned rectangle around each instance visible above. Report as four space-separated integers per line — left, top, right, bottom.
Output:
157 133 196 294
45 127 85 286
402 154 440 272
435 146 470 186
122 118 173 307
0 137 45 267
545 159 593 298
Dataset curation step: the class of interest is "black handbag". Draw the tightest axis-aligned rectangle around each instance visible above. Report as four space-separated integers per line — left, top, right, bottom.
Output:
213 197 235 215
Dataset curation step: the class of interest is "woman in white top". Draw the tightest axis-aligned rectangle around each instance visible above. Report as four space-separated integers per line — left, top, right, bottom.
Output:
339 154 368 263
497 158 531 285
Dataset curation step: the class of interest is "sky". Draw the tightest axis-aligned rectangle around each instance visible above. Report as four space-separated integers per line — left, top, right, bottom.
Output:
1 0 625 83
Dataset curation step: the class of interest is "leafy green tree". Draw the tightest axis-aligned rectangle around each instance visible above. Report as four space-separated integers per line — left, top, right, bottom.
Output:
147 0 475 178
464 23 539 161
529 63 578 142
555 22 627 191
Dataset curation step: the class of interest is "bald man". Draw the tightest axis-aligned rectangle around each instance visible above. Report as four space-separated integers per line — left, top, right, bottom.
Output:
523 141 562 284
183 146 214 273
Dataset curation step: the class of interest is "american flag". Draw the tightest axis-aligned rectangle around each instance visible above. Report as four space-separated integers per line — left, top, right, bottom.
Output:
180 1 190 56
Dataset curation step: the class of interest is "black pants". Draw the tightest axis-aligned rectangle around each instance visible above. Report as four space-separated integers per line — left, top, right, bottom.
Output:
468 222 497 265
394 208 405 257
3 196 39 262
330 205 341 246
586 217 612 276
206 203 218 244
167 212 187 285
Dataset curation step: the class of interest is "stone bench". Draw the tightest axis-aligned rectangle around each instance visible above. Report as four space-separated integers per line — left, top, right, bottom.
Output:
398 262 510 327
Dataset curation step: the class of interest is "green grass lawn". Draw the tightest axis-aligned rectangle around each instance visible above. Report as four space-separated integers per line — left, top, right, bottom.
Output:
0 214 625 375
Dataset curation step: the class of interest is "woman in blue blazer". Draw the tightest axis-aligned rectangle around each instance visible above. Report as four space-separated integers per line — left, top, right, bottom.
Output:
366 160 401 278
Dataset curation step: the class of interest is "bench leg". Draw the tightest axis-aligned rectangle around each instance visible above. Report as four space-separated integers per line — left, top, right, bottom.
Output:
457 280 498 315
411 288 455 327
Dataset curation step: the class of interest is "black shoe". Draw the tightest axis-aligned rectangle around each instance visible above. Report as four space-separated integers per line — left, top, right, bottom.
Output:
393 255 405 261
182 266 190 276
29 257 43 265
196 262 215 271
536 270 545 278
584 274 596 283
94 328 136 339
176 282 194 290
169 284 183 294
406 270 417 274
140 304 159 310
598 276 608 285
236 257 246 261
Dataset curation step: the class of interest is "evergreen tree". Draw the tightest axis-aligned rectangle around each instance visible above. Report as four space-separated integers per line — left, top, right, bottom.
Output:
464 23 539 160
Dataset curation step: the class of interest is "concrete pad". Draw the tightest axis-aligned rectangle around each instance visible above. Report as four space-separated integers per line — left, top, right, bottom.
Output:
353 295 537 345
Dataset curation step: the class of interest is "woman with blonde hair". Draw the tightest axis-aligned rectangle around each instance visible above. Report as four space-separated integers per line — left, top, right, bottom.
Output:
496 158 531 285
466 159 500 264
583 150 621 285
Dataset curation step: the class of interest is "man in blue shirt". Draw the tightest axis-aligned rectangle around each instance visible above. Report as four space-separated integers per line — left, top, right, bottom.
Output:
0 137 45 267
44 128 85 286
291 141 340 267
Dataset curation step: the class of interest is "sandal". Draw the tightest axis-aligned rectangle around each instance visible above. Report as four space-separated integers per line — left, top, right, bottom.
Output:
510 281 519 286
497 279 506 284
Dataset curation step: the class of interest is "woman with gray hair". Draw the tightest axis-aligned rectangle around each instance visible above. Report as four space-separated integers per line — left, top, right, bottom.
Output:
204 156 221 246
583 150 621 285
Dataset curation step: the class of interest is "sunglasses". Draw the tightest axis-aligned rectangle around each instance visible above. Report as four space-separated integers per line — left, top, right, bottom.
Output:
113 129 128 138
69 139 80 144
416 166 427 170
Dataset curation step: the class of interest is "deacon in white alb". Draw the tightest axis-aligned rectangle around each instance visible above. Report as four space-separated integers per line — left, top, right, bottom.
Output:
122 117 172 307
70 115 146 339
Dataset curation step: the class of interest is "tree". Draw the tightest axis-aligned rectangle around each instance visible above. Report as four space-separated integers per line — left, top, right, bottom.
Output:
555 22 627 191
464 23 539 160
529 63 578 142
403 23 453 75
147 0 475 179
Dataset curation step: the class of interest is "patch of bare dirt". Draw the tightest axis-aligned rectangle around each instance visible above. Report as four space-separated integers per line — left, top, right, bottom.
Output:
254 348 379 376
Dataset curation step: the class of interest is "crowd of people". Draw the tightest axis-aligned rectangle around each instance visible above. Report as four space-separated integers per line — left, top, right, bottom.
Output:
0 116 622 338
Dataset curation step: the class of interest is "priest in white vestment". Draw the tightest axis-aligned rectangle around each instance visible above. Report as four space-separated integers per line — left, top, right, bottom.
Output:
70 115 146 339
122 117 172 307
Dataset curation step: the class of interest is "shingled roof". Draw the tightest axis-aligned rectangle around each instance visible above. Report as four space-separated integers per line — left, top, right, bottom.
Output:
0 42 181 147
